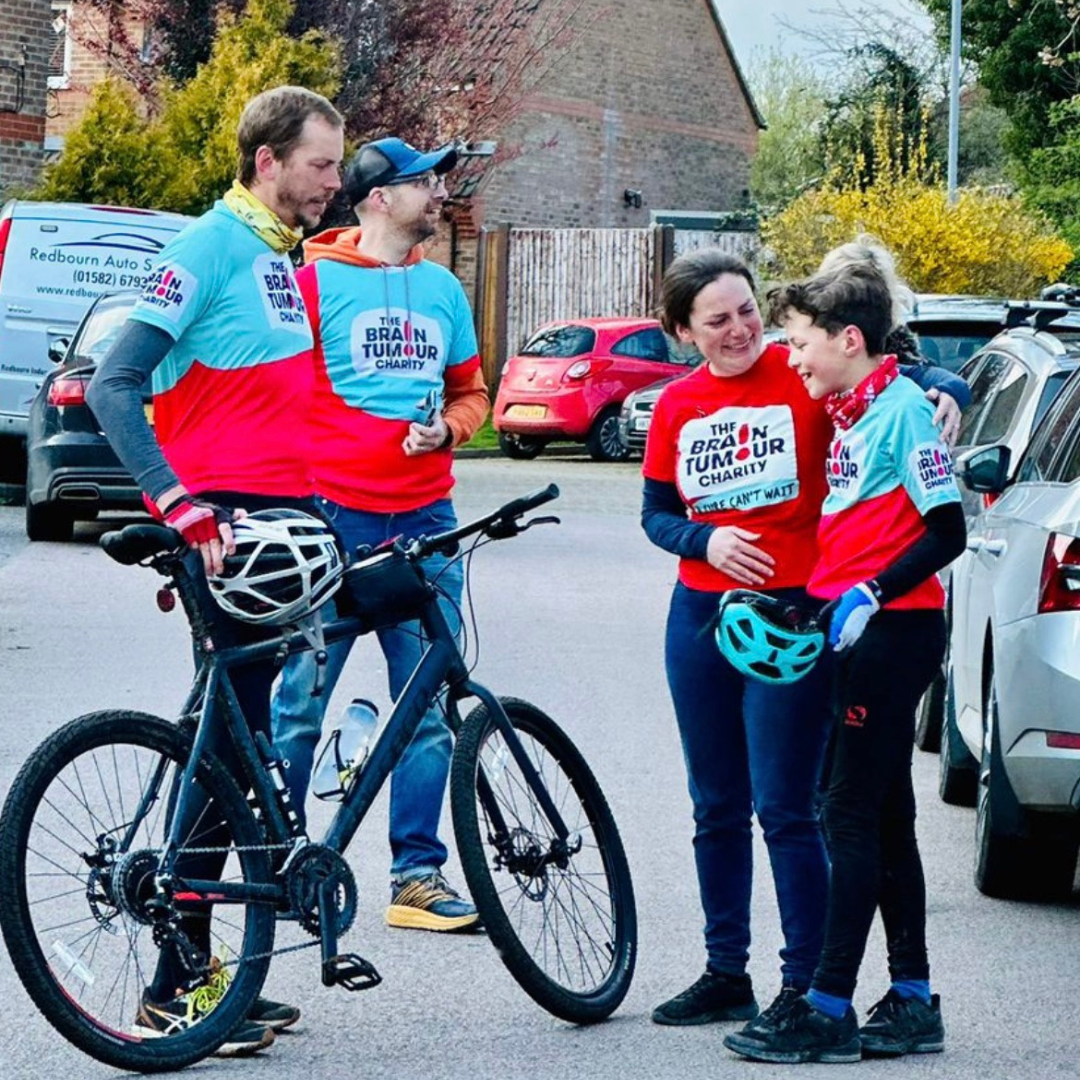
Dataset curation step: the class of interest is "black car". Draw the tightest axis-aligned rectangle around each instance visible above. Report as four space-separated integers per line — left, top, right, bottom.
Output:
25 291 144 541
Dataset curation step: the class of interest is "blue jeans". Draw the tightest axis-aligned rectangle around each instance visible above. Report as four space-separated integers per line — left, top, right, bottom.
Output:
271 497 463 879
665 582 832 988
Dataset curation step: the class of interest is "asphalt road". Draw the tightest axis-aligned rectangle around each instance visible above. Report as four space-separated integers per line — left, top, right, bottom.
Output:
0 455 1077 1079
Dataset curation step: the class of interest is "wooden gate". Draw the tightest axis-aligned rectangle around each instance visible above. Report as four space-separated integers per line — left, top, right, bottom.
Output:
474 224 758 387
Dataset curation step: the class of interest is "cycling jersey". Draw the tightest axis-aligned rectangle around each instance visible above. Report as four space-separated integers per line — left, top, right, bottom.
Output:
127 201 315 498
643 343 833 591
809 376 962 608
297 226 485 513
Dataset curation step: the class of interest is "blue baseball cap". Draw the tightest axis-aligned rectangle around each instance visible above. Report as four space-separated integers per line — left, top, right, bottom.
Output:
343 137 458 204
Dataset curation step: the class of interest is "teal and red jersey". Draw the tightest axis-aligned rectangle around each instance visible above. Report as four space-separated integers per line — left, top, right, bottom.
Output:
128 201 314 498
808 376 962 608
643 343 833 592
297 227 484 513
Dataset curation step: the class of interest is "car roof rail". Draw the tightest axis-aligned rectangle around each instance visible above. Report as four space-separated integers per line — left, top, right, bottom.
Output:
1041 282 1080 307
1004 300 1073 331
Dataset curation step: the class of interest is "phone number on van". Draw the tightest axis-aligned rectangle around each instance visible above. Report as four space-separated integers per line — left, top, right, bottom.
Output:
72 270 147 288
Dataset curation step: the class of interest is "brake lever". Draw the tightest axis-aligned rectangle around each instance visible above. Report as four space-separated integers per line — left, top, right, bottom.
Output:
487 514 561 540
521 514 560 531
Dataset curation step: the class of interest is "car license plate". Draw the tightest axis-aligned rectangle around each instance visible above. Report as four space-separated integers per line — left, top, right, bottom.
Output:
143 403 154 426
633 416 652 432
506 404 547 420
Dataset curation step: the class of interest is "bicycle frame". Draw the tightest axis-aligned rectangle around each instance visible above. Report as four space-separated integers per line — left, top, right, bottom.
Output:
157 540 576 929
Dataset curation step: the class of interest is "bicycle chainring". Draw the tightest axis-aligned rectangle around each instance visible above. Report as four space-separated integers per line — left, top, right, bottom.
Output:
284 844 357 938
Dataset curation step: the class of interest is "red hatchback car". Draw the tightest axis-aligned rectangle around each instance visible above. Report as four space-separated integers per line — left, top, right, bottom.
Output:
493 317 693 461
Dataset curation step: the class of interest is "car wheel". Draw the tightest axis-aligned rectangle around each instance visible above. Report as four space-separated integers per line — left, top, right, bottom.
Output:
915 668 945 753
25 499 74 542
498 432 546 460
586 407 630 462
938 653 977 806
975 669 1079 900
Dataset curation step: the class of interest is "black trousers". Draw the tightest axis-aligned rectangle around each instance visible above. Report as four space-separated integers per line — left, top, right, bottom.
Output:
150 492 315 1000
811 609 946 1000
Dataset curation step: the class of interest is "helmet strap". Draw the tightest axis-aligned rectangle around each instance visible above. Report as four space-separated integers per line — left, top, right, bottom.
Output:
283 609 330 696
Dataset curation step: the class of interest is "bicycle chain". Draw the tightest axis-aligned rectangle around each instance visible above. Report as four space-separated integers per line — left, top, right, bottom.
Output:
125 842 346 967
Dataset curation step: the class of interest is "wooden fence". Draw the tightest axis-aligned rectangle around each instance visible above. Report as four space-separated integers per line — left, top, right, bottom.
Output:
474 224 758 386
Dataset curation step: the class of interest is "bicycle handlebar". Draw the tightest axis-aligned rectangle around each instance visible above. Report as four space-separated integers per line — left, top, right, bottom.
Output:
407 483 560 559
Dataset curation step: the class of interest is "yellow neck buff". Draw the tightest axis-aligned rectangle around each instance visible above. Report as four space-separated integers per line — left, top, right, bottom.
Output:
222 180 304 254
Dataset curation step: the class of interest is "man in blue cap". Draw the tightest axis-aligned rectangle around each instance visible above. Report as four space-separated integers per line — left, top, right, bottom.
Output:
271 137 490 931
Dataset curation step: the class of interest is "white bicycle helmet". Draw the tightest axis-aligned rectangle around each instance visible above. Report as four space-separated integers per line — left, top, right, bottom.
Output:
208 509 343 626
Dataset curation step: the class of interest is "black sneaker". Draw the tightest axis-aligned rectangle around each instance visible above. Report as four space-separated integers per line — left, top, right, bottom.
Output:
651 970 758 1026
733 985 804 1039
248 995 301 1032
723 994 861 1063
859 990 945 1056
134 990 275 1056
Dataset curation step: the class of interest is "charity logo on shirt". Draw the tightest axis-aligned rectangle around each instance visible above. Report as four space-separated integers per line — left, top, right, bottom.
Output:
677 405 799 512
909 441 956 496
138 261 197 324
350 306 444 375
252 253 308 334
826 433 863 494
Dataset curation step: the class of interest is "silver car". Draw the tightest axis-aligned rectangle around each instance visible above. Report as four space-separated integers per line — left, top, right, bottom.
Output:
918 322 1080 759
949 365 1080 901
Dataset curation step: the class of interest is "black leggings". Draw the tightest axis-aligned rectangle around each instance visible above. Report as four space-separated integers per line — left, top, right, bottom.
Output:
812 610 946 1000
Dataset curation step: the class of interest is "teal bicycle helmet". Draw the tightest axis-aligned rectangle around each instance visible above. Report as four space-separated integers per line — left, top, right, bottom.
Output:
715 589 826 684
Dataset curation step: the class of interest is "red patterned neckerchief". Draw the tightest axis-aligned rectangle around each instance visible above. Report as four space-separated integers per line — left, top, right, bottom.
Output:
825 355 899 430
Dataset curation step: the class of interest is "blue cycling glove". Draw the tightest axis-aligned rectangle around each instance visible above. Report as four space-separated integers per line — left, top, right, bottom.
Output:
828 582 881 650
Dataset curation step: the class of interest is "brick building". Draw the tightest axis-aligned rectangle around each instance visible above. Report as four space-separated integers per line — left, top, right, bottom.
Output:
461 0 763 230
0 0 50 199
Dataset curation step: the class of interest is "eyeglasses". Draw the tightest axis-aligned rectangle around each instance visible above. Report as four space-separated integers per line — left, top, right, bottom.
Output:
386 172 446 192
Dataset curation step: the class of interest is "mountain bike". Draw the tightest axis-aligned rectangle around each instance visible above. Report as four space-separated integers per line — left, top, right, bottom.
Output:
0 484 637 1072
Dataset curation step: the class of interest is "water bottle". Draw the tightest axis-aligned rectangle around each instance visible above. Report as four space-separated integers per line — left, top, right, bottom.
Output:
312 698 379 801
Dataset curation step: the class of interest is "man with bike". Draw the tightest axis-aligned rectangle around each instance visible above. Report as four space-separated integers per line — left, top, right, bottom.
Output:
86 84 345 1055
270 136 489 932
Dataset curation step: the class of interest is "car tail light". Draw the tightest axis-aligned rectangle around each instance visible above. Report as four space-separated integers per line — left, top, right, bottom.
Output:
565 360 592 379
1047 732 1080 750
1037 532 1080 613
0 216 11 286
47 375 91 407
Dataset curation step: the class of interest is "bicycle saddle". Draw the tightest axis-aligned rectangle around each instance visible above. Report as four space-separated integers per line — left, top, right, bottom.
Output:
100 524 183 565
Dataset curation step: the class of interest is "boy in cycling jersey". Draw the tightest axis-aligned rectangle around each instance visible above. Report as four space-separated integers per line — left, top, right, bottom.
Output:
723 247 966 1064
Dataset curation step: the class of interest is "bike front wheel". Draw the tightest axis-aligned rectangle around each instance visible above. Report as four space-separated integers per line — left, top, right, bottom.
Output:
0 710 276 1072
450 696 636 1023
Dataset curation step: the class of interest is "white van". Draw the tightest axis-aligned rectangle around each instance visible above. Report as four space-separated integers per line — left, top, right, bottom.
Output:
0 200 191 446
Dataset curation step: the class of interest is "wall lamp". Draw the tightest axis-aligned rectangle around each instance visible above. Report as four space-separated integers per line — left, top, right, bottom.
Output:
623 188 643 209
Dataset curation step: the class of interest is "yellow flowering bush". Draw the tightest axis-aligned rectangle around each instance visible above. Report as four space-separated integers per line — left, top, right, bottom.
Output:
764 106 1074 295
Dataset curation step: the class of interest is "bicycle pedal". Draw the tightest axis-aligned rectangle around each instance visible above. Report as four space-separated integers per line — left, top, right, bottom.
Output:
322 953 382 991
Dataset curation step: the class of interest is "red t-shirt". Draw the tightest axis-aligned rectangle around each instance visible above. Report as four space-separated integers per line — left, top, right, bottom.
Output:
642 343 832 592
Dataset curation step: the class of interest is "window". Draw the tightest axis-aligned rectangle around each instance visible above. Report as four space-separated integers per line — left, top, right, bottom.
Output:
1052 420 1080 484
519 325 595 358
977 365 1027 444
1017 370 1080 483
611 327 669 362
956 353 1010 446
48 2 71 91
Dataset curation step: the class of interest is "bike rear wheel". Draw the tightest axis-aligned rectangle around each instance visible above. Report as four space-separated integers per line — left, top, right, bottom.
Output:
450 696 636 1023
0 710 276 1072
